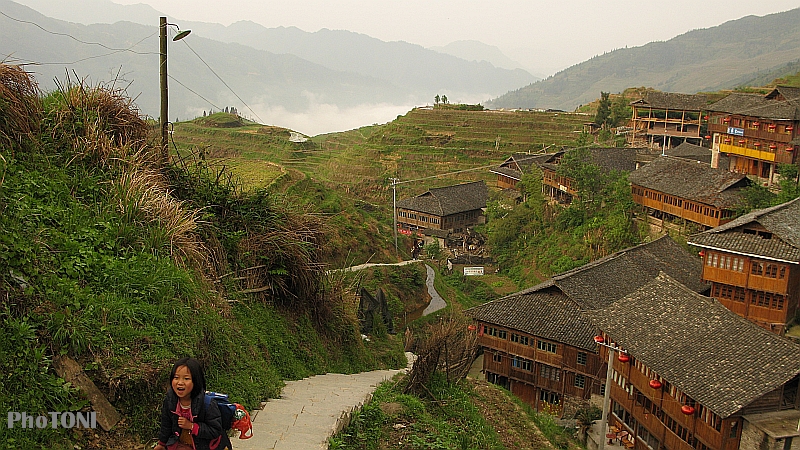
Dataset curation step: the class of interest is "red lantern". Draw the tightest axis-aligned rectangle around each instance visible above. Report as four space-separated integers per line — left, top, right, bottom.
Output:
754 142 761 147
704 135 712 140
723 117 730 123
787 146 794 152
769 124 776 129
703 115 709 120
698 251 705 257
649 380 662 389
753 121 760 126
787 126 794 132
594 335 605 343
724 138 731 143
618 353 630 363
468 324 477 331
681 405 695 415
769 144 777 150
739 140 746 144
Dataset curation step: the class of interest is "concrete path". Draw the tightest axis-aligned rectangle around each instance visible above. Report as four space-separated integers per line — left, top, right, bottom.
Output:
327 259 422 274
422 264 446 315
235 353 414 450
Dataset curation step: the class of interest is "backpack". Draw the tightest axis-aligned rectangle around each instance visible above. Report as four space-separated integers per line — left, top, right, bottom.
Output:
204 391 253 440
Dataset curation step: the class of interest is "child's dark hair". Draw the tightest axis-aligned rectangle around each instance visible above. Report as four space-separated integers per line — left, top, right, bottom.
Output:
169 357 206 398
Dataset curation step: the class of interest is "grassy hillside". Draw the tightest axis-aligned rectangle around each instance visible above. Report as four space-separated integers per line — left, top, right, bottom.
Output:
0 66 407 449
488 7 800 110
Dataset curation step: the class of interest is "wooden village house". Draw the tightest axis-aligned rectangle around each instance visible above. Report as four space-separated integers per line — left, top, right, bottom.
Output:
591 272 800 450
628 92 710 150
687 196 800 335
490 152 554 191
537 147 638 204
706 86 800 185
465 236 707 418
396 181 487 235
628 155 750 229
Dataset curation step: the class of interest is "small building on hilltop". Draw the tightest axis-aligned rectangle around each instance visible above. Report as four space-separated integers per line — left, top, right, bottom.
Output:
687 196 800 335
629 155 750 229
590 272 800 450
706 86 800 185
465 236 707 418
538 147 638 204
628 92 710 150
396 181 487 235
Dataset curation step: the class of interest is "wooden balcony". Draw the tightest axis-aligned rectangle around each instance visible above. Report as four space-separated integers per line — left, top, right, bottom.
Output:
748 273 789 294
708 123 793 143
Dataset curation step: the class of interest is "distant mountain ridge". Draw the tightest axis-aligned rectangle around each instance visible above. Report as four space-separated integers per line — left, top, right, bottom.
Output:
488 7 800 110
4 0 536 116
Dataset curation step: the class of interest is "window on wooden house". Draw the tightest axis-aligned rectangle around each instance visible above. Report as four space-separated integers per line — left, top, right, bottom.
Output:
539 390 560 405
537 340 557 353
751 262 764 276
577 352 587 365
511 334 529 345
512 356 532 371
541 365 561 381
492 353 503 363
765 264 778 278
574 374 586 389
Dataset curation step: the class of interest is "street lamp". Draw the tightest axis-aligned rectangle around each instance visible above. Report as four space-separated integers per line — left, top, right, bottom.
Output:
593 335 627 450
159 17 191 163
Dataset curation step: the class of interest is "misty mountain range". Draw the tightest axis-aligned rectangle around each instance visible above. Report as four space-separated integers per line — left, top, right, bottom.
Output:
0 0 534 130
3 0 800 135
488 7 800 110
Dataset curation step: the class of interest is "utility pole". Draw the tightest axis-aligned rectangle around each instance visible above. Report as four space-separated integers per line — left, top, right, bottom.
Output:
159 17 169 164
159 17 190 164
390 178 399 255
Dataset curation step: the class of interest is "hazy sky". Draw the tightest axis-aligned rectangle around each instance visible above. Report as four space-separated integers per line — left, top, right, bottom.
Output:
111 0 800 76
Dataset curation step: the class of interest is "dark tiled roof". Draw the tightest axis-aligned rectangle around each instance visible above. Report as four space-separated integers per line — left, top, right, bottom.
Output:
629 155 749 208
588 272 800 418
465 291 598 351
491 153 557 180
397 181 487 216
767 86 800 105
521 235 708 310
706 92 800 120
538 148 638 173
631 92 709 111
665 142 712 164
687 197 800 262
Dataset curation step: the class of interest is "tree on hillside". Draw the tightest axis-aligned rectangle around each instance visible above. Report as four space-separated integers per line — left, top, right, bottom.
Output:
434 94 440 105
442 95 448 104
594 92 611 128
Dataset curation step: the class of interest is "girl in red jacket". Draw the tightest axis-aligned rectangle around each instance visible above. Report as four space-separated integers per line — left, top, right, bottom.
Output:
154 358 232 450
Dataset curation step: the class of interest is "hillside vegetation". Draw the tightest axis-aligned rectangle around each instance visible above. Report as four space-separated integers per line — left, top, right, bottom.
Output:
0 66 406 449
489 7 800 110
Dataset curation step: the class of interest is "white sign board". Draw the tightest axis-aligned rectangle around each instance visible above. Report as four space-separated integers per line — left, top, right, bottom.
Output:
463 266 484 276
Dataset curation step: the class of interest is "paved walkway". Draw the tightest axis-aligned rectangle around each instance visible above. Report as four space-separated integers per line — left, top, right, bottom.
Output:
235 353 415 450
422 264 446 315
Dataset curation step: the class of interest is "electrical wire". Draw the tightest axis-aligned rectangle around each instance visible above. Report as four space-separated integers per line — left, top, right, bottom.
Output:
0 10 158 56
168 74 223 112
178 39 265 124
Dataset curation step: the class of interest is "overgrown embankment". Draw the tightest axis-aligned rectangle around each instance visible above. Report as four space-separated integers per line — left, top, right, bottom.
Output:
0 65 405 449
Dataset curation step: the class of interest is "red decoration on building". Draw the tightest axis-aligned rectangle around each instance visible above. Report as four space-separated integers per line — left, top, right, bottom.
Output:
681 405 695 415
704 135 712 140
618 353 630 363
769 144 777 150
739 140 746 144
468 324 477 331
698 251 705 257
753 122 760 126
594 335 605 343
649 380 662 389
754 142 761 147
787 146 794 152
723 117 731 123
724 138 731 143
787 126 794 131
